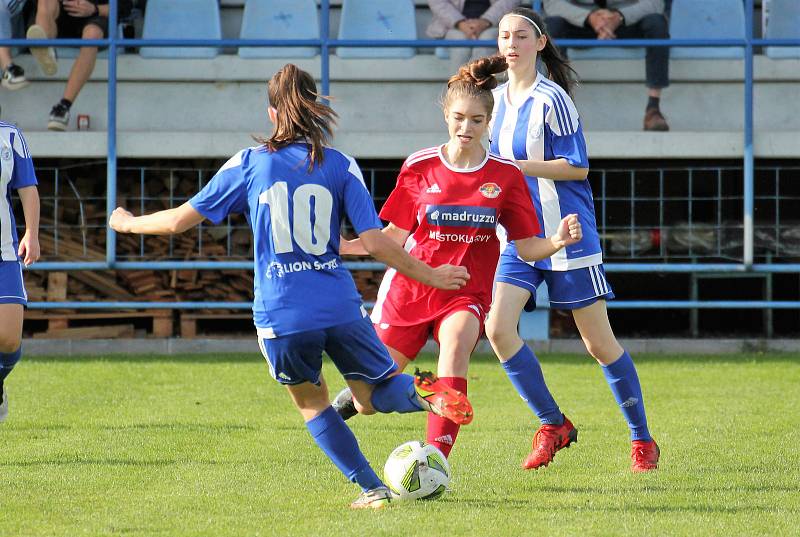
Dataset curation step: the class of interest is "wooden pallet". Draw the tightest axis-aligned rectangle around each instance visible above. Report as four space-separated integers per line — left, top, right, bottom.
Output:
180 312 252 338
25 310 174 338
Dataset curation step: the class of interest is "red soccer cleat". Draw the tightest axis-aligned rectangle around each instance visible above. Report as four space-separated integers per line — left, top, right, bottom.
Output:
631 439 660 472
522 415 578 470
413 369 473 425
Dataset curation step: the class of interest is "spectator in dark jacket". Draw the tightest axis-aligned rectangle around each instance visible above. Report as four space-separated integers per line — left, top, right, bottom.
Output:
544 0 670 131
26 0 133 130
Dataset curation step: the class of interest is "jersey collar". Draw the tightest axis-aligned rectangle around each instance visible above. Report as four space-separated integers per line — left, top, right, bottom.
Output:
437 144 489 174
503 71 544 108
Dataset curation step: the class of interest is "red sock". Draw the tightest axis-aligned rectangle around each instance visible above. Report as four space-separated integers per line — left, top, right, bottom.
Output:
426 377 467 458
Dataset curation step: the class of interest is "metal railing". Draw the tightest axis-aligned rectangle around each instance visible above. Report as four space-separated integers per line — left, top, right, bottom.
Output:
3 0 800 313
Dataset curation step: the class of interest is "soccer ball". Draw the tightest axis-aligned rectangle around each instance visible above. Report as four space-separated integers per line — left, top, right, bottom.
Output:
383 440 450 500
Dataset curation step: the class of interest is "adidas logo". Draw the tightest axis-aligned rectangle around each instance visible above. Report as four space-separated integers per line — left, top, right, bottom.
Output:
434 434 454 445
426 183 442 194
278 372 292 381
620 397 639 408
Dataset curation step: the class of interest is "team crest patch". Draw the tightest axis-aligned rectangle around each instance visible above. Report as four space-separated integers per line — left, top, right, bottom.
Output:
0 145 11 161
479 183 501 199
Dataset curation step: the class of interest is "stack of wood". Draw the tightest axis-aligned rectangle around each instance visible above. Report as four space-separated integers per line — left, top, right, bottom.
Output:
24 171 386 337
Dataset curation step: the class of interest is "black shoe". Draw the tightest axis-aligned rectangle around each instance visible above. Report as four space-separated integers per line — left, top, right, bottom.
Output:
48 102 70 131
1 64 29 90
332 386 358 421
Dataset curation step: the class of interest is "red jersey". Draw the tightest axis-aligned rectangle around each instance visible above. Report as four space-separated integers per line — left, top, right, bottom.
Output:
371 145 541 326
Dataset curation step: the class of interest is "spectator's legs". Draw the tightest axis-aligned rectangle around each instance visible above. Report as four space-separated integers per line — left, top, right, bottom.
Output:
63 23 102 102
442 28 474 67
35 0 60 37
543 16 597 59
617 13 670 130
470 26 499 61
0 2 12 69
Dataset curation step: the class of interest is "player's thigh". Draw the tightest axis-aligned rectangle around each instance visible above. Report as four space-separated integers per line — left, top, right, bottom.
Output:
435 310 481 378
486 282 531 339
571 299 623 364
373 320 431 362
325 317 397 385
257 329 327 387
0 304 23 352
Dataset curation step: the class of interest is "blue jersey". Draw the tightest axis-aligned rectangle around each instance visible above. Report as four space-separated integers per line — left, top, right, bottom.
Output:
490 73 600 271
190 143 382 337
1 122 38 262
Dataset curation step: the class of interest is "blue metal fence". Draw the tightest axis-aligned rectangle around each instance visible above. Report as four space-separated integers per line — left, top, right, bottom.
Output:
3 0 800 313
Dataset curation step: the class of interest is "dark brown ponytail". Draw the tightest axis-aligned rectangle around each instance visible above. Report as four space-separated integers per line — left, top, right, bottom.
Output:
506 7 578 97
256 64 337 171
445 55 508 114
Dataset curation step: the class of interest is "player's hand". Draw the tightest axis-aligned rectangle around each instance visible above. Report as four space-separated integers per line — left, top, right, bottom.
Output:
109 207 134 233
428 264 470 290
17 231 40 267
552 214 582 249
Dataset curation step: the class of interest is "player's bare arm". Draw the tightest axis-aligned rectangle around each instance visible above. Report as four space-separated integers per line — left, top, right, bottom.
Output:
340 222 410 256
16 186 40 267
514 213 582 261
358 228 469 291
109 202 205 235
515 158 589 181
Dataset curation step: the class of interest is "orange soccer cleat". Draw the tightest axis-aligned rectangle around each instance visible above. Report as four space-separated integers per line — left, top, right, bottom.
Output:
413 369 473 425
522 415 578 470
631 439 660 472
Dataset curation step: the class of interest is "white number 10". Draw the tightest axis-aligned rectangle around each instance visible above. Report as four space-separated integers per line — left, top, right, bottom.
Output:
258 182 333 256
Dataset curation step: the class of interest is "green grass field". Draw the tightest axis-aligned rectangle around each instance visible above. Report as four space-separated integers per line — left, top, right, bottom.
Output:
1 351 798 536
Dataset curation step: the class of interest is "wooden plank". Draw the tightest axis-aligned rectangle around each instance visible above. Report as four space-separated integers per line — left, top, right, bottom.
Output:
46 272 68 301
35 324 135 339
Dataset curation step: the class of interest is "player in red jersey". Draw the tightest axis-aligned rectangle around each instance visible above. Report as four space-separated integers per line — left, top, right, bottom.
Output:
334 56 582 458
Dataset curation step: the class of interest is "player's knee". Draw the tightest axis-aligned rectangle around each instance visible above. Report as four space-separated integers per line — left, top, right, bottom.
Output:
0 334 21 354
584 339 621 365
485 318 514 347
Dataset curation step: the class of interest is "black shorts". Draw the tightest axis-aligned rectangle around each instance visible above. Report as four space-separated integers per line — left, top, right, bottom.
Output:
57 13 109 39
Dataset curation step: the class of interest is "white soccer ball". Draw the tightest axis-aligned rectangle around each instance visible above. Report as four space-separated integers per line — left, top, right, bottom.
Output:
383 440 450 500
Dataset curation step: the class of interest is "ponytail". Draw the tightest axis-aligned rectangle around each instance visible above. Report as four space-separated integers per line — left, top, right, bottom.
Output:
503 7 578 97
256 64 337 171
445 55 508 114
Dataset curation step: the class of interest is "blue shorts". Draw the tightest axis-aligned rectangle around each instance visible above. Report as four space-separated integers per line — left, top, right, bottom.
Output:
0 261 27 306
496 254 614 312
256 316 397 386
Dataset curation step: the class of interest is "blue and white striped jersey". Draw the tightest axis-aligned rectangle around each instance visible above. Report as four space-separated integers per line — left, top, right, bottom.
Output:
189 143 382 337
490 72 600 271
0 122 38 262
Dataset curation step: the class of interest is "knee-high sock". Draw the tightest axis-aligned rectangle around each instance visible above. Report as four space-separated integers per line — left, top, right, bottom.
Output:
371 374 424 414
306 406 383 491
0 345 22 384
426 377 466 458
601 351 651 441
501 344 563 425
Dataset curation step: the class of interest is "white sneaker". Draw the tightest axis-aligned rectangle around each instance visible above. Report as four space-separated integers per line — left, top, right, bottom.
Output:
27 24 58 76
0 386 8 423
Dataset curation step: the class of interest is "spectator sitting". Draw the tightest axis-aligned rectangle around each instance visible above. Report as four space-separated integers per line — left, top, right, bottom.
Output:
544 0 670 131
1 0 29 90
26 0 132 131
427 0 521 66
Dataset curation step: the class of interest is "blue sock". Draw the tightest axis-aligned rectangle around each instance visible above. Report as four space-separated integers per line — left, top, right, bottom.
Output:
501 344 563 425
305 406 383 491
371 374 424 414
0 346 22 384
601 351 651 441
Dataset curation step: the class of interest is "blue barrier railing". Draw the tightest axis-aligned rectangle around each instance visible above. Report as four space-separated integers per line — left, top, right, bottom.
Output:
4 0 800 312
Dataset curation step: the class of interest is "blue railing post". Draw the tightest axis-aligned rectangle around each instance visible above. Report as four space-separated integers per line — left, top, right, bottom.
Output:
743 0 755 268
106 0 119 268
320 0 331 98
